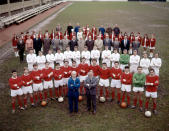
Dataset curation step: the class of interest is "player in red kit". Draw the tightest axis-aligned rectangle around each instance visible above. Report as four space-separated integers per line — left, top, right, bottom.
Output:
53 63 64 99
98 63 110 100
9 70 24 114
145 68 159 115
21 67 34 108
42 62 54 101
71 61 79 76
61 60 72 96
90 59 100 78
110 61 122 104
31 64 44 105
121 66 132 107
78 57 89 95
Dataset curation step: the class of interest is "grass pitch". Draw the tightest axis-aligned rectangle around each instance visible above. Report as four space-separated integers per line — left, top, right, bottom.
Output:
0 2 169 131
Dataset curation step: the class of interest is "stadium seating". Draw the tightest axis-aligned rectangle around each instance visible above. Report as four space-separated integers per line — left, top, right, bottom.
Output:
0 1 63 27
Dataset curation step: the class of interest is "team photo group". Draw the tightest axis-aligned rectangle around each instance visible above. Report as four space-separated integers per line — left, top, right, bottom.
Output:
9 23 162 117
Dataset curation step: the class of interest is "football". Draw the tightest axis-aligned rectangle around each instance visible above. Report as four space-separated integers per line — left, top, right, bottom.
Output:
41 100 47 107
120 102 127 108
145 111 152 118
99 97 106 103
58 97 64 103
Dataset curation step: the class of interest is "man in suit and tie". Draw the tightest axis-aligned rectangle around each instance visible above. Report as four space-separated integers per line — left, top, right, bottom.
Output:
84 70 98 114
33 34 42 55
103 34 112 50
121 35 130 53
69 36 78 51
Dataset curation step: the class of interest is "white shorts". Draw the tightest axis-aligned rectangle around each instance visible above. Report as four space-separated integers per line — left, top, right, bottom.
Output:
11 88 23 97
149 47 155 50
49 62 54 69
33 83 43 92
130 64 139 73
111 79 121 88
120 64 128 71
63 78 69 85
145 91 157 98
85 59 90 66
38 64 45 70
99 78 109 87
152 67 160 76
28 63 33 71
43 80 53 89
22 86 33 94
80 75 87 83
54 79 64 88
133 87 144 92
102 59 110 67
142 68 149 75
121 84 131 92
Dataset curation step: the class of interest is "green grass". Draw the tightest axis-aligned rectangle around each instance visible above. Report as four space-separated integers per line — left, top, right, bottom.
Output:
0 2 169 131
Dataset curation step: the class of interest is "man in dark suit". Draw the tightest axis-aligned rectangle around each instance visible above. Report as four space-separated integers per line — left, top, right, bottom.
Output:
69 36 78 51
85 36 94 51
84 70 98 114
121 35 130 53
103 34 112 50
67 23 73 36
33 34 42 55
17 36 25 62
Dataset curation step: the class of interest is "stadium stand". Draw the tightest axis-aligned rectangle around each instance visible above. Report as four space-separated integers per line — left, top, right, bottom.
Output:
0 1 64 28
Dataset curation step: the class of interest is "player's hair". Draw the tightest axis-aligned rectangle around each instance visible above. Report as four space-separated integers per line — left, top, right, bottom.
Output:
149 68 155 72
55 63 60 66
12 70 17 73
64 60 69 63
84 46 87 48
125 66 129 69
102 62 107 65
72 60 76 63
45 61 49 64
24 67 28 71
137 66 142 69
113 48 118 51
33 63 38 67
92 58 97 61
74 46 78 49
133 49 137 52
114 61 119 64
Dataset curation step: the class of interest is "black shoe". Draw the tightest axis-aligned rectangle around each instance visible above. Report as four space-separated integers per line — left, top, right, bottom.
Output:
93 110 96 115
131 105 136 109
127 105 131 108
153 110 158 115
31 103 36 108
117 101 120 105
50 97 55 101
139 107 143 112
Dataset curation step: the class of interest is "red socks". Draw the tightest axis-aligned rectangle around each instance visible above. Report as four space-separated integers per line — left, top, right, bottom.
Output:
134 98 137 106
112 91 115 100
145 100 149 109
49 88 53 98
105 88 109 99
30 96 34 104
122 92 125 102
139 99 143 107
12 101 15 110
44 91 47 100
17 97 23 108
34 94 38 102
59 87 62 97
100 88 103 97
80 86 83 94
153 102 156 110
24 98 27 106
39 92 43 101
55 88 58 97
63 88 66 96
117 92 121 101
127 95 130 105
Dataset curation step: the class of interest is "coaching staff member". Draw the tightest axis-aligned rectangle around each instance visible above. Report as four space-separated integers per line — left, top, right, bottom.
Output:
68 71 80 114
84 70 98 114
